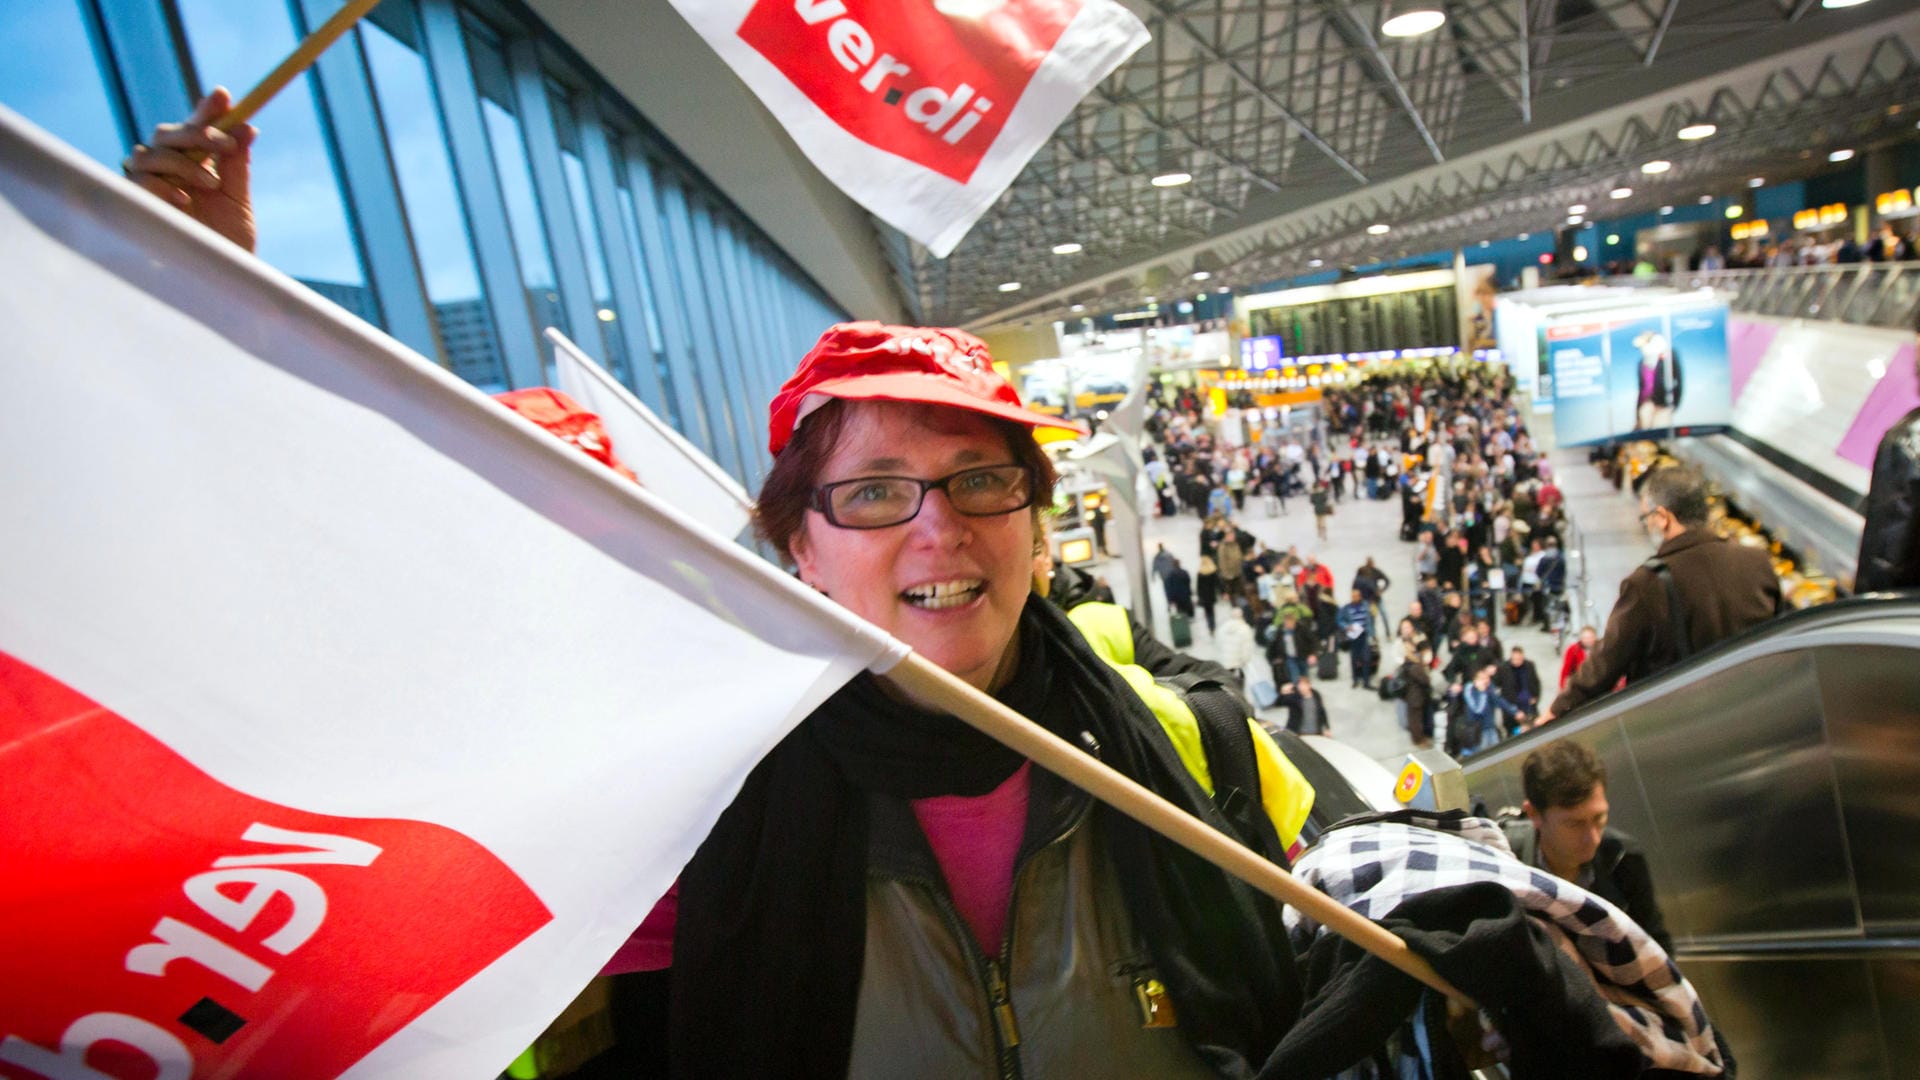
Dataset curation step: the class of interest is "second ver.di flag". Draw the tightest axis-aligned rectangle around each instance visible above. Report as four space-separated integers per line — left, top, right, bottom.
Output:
668 0 1149 256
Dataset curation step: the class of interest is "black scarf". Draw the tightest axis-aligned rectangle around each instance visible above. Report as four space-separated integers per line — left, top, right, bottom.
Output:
670 596 1302 1077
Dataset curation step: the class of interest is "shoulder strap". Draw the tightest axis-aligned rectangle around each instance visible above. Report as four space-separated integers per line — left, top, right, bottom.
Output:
1161 672 1264 830
1642 556 1692 663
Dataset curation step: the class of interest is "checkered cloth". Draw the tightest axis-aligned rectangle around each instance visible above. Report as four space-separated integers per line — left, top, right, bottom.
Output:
1288 812 1725 1076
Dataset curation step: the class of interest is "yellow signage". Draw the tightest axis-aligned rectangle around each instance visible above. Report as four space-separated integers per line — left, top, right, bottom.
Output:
1393 761 1425 804
1059 537 1094 565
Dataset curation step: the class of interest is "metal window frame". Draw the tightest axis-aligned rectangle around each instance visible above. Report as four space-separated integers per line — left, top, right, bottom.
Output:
86 0 195 139
688 201 765 484
503 36 599 367
293 0 441 361
575 98 671 412
417 0 541 389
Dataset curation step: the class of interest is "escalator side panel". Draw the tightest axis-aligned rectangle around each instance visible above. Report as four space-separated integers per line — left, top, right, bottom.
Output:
1679 957 1889 1080
1819 645 1920 932
1872 958 1920 1072
1626 650 1857 941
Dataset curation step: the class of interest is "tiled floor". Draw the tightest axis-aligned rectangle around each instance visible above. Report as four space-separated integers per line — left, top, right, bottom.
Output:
1101 434 1652 770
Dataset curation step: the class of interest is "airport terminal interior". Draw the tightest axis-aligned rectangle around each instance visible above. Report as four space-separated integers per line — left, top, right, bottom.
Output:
4 0 1919 1077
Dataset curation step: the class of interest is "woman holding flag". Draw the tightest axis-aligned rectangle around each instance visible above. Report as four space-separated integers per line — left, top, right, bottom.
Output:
669 323 1321 1076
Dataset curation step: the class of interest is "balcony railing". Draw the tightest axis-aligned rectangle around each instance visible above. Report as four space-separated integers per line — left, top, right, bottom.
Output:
1605 262 1920 331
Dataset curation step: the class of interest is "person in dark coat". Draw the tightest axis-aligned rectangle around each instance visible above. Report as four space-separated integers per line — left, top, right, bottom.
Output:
1163 557 1195 622
1264 612 1317 684
1196 554 1221 634
1275 677 1332 736
1492 646 1542 724
1855 365 1920 591
1395 648 1435 748
1543 464 1780 722
1500 741 1671 953
1441 624 1496 689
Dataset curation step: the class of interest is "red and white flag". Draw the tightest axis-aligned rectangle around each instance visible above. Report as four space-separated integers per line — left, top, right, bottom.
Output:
548 328 756 542
669 0 1149 256
0 106 904 1079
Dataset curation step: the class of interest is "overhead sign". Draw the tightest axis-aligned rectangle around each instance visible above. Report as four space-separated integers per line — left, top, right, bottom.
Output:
670 0 1149 256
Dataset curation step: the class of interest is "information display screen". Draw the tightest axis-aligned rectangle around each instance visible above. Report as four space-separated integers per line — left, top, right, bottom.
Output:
1547 301 1730 446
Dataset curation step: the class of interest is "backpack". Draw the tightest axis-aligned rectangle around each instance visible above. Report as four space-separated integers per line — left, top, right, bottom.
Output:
1160 671 1287 866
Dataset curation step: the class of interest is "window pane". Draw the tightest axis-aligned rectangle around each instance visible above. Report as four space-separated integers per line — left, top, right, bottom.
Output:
549 85 630 385
176 0 369 315
611 158 677 424
360 1 507 390
466 21 564 356
0 0 126 168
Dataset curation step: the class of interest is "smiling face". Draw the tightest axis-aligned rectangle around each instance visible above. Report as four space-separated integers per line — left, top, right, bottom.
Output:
788 402 1037 693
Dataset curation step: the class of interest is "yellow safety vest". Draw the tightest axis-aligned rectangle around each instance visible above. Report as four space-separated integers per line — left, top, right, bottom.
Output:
1065 602 1316 854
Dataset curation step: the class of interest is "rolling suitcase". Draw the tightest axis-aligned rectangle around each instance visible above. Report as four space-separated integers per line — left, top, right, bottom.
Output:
1170 612 1193 648
1317 649 1338 680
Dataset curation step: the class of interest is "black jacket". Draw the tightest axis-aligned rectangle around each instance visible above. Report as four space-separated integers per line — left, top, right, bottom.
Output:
1493 659 1542 706
1442 641 1496 686
1500 819 1672 954
1275 685 1331 736
1857 405 1920 592
1264 622 1317 666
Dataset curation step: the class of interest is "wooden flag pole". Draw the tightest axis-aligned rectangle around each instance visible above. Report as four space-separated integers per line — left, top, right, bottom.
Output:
215 0 387 133
882 650 1473 1010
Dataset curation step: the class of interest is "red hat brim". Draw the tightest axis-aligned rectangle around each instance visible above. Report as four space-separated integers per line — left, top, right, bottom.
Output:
796 370 1086 442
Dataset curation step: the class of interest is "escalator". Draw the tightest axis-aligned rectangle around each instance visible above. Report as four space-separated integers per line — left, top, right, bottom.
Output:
1459 594 1920 1080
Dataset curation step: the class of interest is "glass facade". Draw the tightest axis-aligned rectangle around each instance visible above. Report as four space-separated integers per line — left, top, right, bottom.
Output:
0 0 845 489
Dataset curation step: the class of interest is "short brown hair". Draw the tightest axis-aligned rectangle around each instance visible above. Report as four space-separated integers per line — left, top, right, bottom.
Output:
1640 462 1711 527
1522 741 1607 811
753 398 1058 563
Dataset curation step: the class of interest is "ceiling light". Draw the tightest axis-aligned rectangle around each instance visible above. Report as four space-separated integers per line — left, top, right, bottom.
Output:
1518 232 1530 240
1607 233 1621 244
1367 223 1391 234
1381 8 1447 37
1308 258 1325 267
1478 240 1490 247
1573 245 1589 261
998 281 1022 292
1724 205 1744 219
1568 203 1588 215
1677 123 1717 140
1150 171 1192 187
1828 148 1855 162
596 308 616 322
1144 295 1157 303
1216 286 1231 294
1699 195 1714 204
1641 159 1672 174
1660 205 1674 214
1610 187 1633 199
1191 270 1211 281
1567 215 1584 226
1069 303 1085 312
1820 0 1873 8
1051 242 1082 255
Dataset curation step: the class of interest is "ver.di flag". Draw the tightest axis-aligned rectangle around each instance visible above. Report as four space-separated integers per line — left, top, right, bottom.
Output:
547 328 755 542
0 105 904 1079
668 0 1149 257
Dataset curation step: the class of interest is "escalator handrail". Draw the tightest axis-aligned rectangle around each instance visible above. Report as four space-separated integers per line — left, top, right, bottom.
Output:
1463 589 1920 774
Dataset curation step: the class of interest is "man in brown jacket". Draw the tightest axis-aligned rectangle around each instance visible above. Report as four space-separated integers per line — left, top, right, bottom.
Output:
1540 464 1780 721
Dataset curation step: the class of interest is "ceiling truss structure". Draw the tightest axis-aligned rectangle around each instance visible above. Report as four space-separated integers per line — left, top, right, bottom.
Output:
880 0 1920 330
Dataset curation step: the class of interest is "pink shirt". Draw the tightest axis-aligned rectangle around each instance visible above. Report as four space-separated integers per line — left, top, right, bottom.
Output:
911 761 1032 955
602 762 1033 974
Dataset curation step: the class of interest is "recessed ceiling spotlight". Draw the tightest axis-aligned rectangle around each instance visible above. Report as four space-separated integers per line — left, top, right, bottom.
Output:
1144 295 1157 303
998 281 1022 292
1677 123 1717 140
1641 159 1672 174
1216 286 1231 294
1069 303 1085 312
1820 0 1873 8
1567 215 1584 226
1381 7 1447 37
1573 245 1589 261
1749 177 1765 188
1660 205 1674 214
1610 187 1633 199
1367 223 1391 234
1150 171 1192 187
1724 205 1744 219
1828 148 1855 162
1518 232 1530 240
1568 203 1589 215
1478 240 1490 247
1051 242 1082 255
1698 195 1714 204
1191 270 1211 281
1308 258 1325 267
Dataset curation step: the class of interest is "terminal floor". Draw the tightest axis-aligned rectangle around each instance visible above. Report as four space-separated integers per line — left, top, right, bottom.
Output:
1116 447 1653 772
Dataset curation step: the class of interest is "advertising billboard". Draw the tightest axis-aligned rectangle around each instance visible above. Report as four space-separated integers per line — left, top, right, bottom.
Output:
1549 302 1730 447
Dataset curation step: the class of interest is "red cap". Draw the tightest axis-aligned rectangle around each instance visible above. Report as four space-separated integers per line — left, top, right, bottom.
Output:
494 387 639 482
767 322 1085 455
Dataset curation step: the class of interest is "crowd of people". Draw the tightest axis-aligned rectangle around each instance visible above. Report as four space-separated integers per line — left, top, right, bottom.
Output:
1144 366 1595 757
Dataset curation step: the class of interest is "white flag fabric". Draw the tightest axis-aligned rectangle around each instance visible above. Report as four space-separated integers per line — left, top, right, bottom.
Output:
0 106 903 1079
548 328 756 542
668 0 1149 257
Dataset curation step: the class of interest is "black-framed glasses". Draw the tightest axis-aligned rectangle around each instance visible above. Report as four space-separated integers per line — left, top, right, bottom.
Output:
809 464 1036 529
